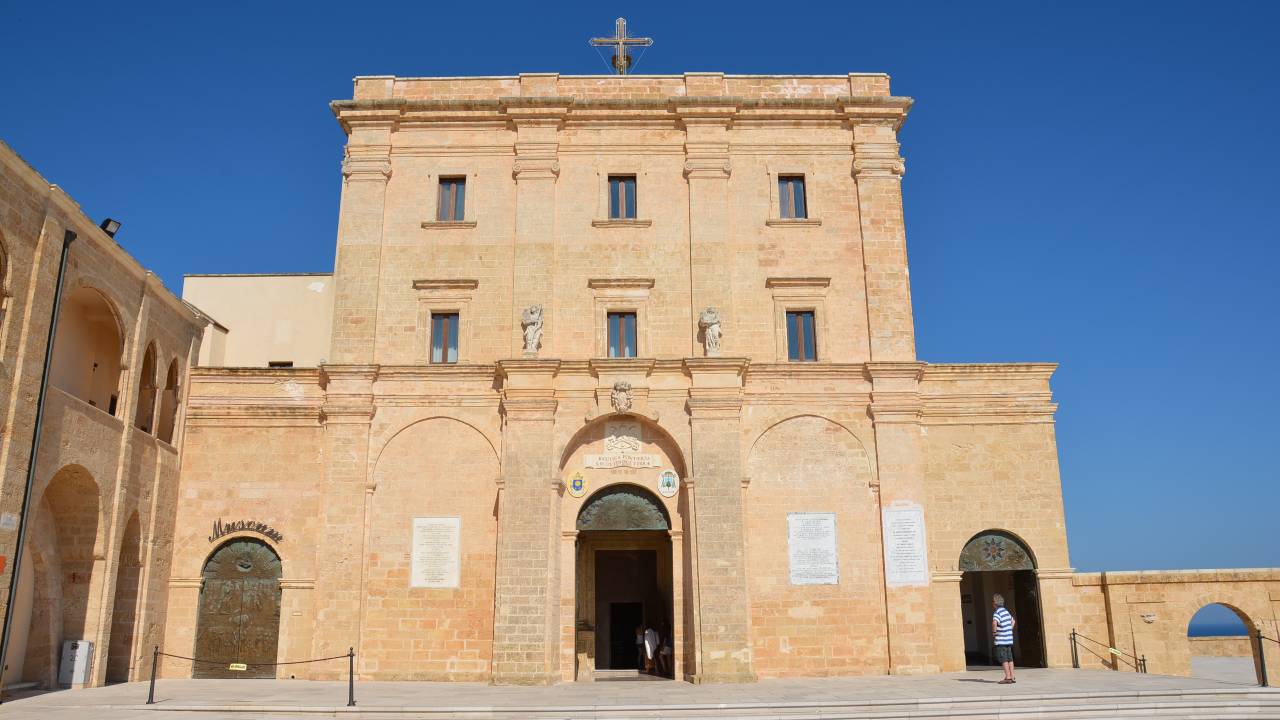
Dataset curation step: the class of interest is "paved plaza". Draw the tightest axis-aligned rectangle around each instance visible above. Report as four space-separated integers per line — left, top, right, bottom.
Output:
0 668 1277 719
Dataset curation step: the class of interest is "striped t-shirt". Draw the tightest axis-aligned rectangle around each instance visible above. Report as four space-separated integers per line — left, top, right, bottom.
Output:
993 607 1015 645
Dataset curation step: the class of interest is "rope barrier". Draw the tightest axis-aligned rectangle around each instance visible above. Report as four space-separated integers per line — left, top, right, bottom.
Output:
147 646 356 707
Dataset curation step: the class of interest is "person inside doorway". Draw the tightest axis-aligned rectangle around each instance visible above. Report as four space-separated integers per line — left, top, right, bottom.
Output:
658 625 673 677
643 625 659 674
635 626 645 669
992 593 1017 683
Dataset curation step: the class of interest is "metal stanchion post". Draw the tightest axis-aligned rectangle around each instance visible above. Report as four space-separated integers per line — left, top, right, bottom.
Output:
1139 655 1147 674
147 646 159 705
347 647 356 707
1257 632 1268 688
1071 629 1079 669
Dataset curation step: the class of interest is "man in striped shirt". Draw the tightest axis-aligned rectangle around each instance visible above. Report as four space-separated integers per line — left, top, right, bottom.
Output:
992 594 1017 683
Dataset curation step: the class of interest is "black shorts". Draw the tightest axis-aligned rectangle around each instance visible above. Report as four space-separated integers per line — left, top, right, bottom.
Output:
995 645 1014 663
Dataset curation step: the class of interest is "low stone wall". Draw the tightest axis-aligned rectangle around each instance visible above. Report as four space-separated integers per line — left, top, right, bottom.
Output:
1189 636 1252 658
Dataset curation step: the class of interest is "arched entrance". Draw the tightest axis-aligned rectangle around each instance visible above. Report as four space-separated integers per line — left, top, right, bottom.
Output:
559 414 688 682
106 513 142 682
193 538 281 679
576 485 673 679
957 530 1046 668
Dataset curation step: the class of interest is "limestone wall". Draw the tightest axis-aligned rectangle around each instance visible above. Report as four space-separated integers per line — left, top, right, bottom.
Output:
0 141 205 687
1188 636 1252 657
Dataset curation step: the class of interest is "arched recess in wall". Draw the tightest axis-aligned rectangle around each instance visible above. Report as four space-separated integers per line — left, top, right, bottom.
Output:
106 513 142 682
50 287 124 415
743 414 886 677
22 464 103 688
365 417 500 680
134 343 157 433
956 529 1047 669
156 358 180 443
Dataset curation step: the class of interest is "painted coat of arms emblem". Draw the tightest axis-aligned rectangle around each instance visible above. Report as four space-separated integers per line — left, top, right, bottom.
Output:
657 469 678 498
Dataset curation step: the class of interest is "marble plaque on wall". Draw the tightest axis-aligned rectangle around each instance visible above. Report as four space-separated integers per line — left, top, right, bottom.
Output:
584 420 659 468
411 517 460 589
788 512 839 585
882 503 929 587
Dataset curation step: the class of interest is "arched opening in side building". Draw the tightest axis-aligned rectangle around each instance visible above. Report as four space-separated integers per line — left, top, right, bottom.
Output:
576 485 673 679
957 530 1046 668
156 359 180 444
133 343 157 433
50 287 123 415
192 538 281 679
106 513 142 683
1186 603 1262 686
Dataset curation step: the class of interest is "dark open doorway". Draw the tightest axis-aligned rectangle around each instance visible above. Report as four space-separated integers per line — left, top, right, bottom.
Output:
607 602 644 670
958 532 1047 669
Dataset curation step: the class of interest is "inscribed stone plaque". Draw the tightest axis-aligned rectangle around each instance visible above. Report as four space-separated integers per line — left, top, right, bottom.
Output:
584 421 659 469
787 513 839 585
882 503 928 587
411 517 460 589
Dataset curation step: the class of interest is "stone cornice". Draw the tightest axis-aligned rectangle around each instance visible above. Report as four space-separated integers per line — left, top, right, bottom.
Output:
922 362 1059 382
412 278 480 292
765 276 831 290
683 357 750 377
588 358 656 376
587 277 655 290
376 364 496 382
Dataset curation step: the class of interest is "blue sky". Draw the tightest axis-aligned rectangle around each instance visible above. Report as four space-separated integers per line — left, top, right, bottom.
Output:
2 1 1277 574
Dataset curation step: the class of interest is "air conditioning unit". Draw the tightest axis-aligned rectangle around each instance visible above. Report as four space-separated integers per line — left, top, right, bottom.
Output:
58 640 93 686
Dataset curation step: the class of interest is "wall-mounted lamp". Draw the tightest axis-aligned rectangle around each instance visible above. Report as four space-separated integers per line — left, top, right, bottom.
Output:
99 218 121 238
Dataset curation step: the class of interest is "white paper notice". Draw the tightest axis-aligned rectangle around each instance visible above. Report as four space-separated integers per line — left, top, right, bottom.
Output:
411 517 460 589
882 503 928 587
787 513 839 585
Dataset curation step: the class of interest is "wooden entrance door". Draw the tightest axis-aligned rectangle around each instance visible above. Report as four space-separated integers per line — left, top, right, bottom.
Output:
193 539 281 679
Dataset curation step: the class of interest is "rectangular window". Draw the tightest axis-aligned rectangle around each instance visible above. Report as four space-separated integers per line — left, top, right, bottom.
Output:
430 312 459 364
267 361 294 368
608 175 637 220
786 310 817 361
778 175 807 219
607 312 638 358
437 177 466 222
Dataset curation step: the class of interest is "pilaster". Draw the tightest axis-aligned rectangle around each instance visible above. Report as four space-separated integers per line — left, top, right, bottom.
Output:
852 122 915 361
680 103 737 357
330 117 394 364
505 101 567 357
492 359 561 684
312 364 377 672
867 360 940 674
683 357 755 682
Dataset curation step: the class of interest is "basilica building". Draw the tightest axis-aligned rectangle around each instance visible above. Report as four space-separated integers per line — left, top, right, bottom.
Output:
0 68 1276 689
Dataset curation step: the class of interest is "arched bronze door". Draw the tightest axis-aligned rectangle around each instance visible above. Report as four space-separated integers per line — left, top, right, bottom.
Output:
193 539 281 678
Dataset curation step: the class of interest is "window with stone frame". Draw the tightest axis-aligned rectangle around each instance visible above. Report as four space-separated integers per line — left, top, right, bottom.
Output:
778 175 808 219
608 175 637 219
786 310 817 361
430 312 460 364
607 311 638 358
437 177 466 222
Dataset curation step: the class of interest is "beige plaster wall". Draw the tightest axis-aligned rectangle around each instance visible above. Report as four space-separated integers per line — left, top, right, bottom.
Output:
182 274 334 368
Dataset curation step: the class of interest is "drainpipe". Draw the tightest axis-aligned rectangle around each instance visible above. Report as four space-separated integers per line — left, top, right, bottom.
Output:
0 229 76 700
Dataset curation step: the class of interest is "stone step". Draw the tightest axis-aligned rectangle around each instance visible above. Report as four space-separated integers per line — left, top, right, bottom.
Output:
131 688 1280 719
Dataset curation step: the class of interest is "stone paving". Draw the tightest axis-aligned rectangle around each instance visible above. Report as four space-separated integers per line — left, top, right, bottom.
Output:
0 668 1276 719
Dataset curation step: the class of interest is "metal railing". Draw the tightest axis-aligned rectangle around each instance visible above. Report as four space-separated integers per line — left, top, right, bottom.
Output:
1257 631 1278 688
146 645 356 706
1070 629 1146 673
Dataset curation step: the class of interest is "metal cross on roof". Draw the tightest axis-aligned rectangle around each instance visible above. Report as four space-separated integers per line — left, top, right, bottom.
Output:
589 17 653 75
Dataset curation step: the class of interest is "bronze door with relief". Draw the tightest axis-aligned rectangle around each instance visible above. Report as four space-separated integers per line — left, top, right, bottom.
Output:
193 539 282 679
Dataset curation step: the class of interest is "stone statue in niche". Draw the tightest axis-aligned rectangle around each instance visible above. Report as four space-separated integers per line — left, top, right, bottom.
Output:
610 381 633 413
699 307 722 356
521 304 543 356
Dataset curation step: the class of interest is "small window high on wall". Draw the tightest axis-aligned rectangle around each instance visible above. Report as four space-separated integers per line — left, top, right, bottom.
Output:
437 178 466 222
608 175 637 220
431 312 459 364
778 175 807 219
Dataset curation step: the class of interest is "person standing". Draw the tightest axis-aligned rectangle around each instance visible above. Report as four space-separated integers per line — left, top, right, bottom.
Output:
643 625 659 674
992 594 1017 683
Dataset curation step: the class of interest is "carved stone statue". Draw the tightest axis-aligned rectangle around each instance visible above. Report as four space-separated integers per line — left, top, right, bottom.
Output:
610 381 633 413
521 304 543 355
699 307 722 356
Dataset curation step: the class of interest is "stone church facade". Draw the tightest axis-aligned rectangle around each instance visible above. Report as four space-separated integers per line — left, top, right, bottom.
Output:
1 72 1277 688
